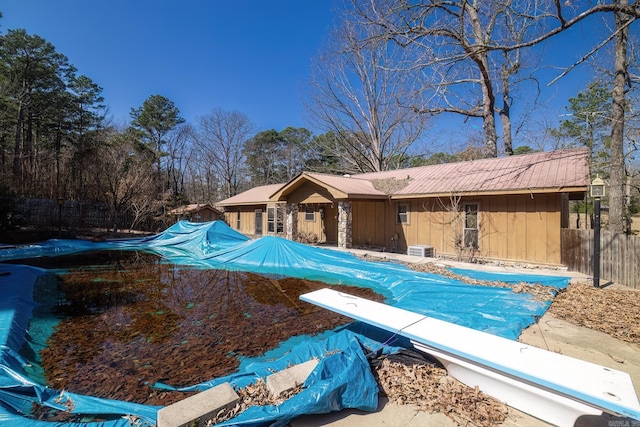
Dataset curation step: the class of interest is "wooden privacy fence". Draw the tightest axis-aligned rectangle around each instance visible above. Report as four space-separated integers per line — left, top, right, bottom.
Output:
17 198 121 230
561 228 640 289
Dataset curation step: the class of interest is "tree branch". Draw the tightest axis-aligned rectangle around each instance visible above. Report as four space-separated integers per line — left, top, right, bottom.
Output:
547 16 637 86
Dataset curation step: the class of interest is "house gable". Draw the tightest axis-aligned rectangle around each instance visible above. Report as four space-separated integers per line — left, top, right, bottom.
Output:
271 172 387 201
285 180 336 204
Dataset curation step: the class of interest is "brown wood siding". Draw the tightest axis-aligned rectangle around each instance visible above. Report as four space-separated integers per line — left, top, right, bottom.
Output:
376 194 563 264
525 195 540 262
508 195 526 261
352 200 389 248
223 206 265 237
297 204 332 242
483 197 501 259
548 195 562 263
191 208 220 222
288 181 334 204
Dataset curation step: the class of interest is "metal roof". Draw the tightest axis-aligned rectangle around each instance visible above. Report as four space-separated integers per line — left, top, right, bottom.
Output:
168 204 221 215
216 183 285 206
303 173 387 198
353 148 590 196
217 148 590 206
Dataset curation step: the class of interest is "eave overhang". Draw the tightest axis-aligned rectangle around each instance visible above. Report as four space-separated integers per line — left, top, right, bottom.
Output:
389 186 588 200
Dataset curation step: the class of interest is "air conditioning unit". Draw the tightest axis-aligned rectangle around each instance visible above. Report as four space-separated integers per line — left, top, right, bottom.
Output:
407 245 434 257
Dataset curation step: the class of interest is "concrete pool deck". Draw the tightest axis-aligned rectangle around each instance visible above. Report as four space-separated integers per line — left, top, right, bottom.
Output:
288 248 640 426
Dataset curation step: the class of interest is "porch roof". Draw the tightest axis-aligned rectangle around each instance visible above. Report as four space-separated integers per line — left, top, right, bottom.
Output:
270 172 387 201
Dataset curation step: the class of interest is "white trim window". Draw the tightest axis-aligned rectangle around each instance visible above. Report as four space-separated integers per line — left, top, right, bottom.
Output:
267 206 284 234
396 203 409 225
304 206 315 222
463 203 479 249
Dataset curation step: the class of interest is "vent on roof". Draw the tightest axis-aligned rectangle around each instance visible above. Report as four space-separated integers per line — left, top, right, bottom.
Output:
407 245 434 257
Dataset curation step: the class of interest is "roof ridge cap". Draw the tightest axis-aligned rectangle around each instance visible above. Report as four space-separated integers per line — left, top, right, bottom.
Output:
306 171 373 181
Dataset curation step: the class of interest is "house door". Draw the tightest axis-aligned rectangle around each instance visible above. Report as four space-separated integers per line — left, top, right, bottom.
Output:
324 203 338 243
254 209 263 235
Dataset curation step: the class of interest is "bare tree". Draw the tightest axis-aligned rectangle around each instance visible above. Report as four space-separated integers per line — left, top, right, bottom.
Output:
306 9 429 173
347 0 640 233
547 1 639 234
193 109 254 199
89 130 156 234
609 0 632 233
165 123 192 203
345 0 562 157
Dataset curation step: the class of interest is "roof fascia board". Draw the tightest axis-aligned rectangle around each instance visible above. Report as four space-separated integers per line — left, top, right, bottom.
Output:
343 194 389 200
216 201 268 207
389 187 588 199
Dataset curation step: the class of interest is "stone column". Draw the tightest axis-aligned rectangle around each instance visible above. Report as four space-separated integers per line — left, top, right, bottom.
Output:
286 203 298 241
337 201 352 249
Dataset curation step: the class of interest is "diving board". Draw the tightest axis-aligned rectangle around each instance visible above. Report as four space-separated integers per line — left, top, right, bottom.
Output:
300 288 640 426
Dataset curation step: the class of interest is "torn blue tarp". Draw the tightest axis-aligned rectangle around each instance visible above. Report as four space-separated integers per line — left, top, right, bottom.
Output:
0 264 159 427
3 230 569 339
0 220 571 426
154 328 380 427
0 220 570 339
0 220 250 261
0 264 380 427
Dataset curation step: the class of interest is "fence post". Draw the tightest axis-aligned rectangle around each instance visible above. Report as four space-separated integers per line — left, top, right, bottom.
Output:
593 198 601 287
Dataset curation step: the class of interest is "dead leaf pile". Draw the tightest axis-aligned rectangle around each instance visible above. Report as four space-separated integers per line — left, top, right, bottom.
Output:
370 177 411 194
373 358 507 427
208 379 304 425
407 262 556 301
549 283 640 346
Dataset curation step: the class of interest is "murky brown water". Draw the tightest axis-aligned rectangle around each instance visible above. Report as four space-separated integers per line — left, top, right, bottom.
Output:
26 251 383 407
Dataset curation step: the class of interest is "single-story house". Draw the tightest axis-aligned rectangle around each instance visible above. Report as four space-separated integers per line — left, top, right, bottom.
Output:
168 204 223 223
217 148 590 265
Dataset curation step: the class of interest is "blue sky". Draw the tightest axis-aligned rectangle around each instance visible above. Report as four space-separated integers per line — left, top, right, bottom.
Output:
1 1 622 151
1 1 336 131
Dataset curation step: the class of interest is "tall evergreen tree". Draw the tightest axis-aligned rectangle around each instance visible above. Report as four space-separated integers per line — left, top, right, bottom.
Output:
68 74 106 198
552 81 612 173
243 129 283 185
129 95 184 192
243 127 314 185
0 29 74 194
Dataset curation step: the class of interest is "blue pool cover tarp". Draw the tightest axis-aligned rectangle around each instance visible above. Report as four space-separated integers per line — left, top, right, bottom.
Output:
0 220 570 426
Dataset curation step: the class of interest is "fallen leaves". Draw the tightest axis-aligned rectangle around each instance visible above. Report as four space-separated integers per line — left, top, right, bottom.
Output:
373 357 507 427
208 379 305 425
38 255 383 407
407 262 556 301
549 283 640 346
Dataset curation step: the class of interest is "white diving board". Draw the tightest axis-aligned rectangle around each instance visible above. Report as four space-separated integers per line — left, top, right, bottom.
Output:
300 288 640 426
